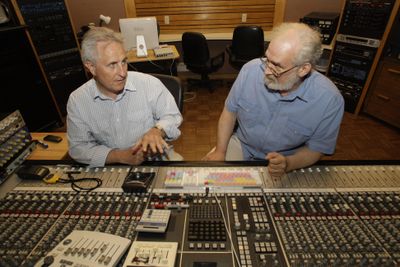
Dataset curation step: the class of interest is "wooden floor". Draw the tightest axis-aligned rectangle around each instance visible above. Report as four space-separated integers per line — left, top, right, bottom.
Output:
172 79 400 162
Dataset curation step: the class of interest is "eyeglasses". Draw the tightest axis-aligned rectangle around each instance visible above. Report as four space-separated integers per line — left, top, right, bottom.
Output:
260 57 299 78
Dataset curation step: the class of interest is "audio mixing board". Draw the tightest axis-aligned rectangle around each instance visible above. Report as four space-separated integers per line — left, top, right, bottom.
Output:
0 162 399 266
0 110 35 185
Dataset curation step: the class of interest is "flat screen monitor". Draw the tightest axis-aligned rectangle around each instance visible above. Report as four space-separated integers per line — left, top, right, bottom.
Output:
119 17 159 51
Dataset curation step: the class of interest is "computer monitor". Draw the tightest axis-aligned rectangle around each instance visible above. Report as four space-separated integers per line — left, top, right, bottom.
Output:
119 17 159 51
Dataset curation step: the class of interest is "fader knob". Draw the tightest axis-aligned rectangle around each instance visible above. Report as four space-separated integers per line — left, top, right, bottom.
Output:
42 255 54 266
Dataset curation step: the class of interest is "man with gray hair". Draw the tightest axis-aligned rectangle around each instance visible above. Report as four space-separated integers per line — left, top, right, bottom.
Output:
203 22 344 179
67 27 182 166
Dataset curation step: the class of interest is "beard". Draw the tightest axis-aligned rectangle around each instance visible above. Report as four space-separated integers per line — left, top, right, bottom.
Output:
264 72 301 92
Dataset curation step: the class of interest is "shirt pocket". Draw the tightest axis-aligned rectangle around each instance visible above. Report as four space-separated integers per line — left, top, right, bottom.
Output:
237 99 261 128
281 119 313 147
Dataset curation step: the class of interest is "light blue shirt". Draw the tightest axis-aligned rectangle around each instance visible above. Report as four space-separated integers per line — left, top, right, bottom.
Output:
226 58 344 160
67 71 182 166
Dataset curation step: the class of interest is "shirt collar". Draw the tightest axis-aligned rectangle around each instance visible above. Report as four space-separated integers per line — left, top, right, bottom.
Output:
90 78 136 102
277 71 315 103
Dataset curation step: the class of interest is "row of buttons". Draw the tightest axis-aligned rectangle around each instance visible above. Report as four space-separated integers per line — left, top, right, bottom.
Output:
188 242 226 250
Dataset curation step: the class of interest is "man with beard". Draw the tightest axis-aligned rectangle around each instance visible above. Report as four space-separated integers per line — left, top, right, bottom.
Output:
67 27 182 167
203 23 344 179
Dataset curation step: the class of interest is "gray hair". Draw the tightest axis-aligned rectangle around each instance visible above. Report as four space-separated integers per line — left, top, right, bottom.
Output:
80 27 124 63
270 22 322 66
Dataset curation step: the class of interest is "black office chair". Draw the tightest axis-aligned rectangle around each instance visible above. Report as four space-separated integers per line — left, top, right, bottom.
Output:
150 73 184 112
226 25 266 70
181 32 225 91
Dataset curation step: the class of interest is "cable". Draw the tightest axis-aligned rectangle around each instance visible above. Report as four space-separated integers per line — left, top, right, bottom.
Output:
128 53 175 75
58 171 102 192
212 189 242 267
147 59 165 71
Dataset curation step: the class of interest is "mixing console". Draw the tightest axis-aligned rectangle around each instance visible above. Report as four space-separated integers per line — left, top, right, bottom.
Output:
0 110 35 185
0 190 147 266
0 162 399 266
265 191 398 266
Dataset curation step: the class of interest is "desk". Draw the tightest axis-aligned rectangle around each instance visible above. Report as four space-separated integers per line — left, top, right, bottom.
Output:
127 45 179 76
28 132 68 161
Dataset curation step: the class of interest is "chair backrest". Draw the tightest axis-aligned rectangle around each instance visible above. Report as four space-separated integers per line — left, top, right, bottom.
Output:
150 73 184 112
231 25 265 60
182 32 210 66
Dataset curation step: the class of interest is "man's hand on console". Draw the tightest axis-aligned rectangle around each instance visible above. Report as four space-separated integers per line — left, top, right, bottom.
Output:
266 152 287 179
141 127 169 155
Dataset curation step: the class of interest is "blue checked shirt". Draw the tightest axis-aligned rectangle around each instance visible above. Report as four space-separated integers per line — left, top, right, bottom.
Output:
67 71 182 166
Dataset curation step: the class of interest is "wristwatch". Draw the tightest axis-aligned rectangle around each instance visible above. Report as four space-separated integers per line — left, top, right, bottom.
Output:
153 125 166 138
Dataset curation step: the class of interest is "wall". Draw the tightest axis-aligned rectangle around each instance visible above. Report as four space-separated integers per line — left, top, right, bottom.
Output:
131 0 283 34
67 0 344 34
66 0 125 33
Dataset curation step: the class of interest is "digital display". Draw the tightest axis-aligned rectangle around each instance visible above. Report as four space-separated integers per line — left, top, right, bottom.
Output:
331 63 368 83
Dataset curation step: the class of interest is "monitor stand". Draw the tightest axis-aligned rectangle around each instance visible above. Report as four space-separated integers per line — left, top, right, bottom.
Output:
136 35 148 57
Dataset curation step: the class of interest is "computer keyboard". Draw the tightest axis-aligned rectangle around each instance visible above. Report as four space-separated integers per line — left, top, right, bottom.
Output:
153 47 174 58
